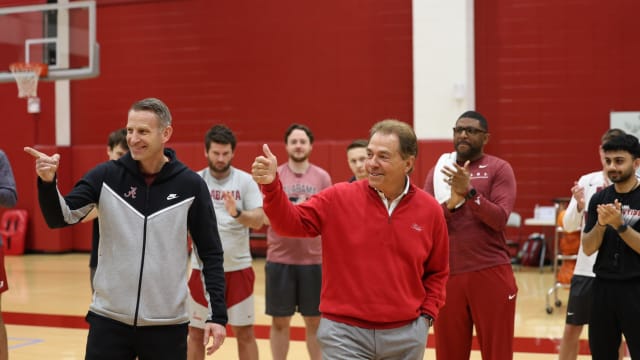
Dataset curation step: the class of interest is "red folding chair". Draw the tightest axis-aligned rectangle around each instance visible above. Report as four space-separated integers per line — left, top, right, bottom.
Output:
0 209 28 255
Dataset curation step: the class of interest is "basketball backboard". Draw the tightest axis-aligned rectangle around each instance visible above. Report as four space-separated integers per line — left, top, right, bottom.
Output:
0 1 98 83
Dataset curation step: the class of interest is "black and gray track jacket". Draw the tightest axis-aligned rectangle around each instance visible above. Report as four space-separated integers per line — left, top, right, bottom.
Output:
36 148 227 327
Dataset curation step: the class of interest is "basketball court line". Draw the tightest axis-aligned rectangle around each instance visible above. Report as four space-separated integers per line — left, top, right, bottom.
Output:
3 311 591 355
8 337 44 350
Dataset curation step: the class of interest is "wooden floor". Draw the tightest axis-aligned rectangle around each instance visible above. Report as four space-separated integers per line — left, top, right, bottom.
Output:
1 254 621 359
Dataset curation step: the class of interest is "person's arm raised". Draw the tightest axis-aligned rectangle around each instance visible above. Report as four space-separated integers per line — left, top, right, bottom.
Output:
222 191 265 229
24 146 60 183
251 144 277 185
582 202 617 256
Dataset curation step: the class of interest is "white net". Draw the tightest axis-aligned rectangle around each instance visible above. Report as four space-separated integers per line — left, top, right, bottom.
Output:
9 63 44 99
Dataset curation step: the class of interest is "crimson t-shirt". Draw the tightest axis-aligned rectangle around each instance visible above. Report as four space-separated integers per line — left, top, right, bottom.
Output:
266 163 332 265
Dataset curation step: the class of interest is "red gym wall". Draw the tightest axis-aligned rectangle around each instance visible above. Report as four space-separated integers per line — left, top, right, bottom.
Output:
474 1 640 216
1 0 639 252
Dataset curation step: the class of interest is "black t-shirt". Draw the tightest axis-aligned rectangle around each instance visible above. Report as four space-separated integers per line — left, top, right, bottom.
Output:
585 184 640 279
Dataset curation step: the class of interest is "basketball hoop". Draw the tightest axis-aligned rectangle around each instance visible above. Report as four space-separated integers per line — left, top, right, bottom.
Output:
9 62 48 99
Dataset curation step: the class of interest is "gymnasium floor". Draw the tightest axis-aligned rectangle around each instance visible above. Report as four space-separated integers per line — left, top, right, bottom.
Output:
2 254 616 359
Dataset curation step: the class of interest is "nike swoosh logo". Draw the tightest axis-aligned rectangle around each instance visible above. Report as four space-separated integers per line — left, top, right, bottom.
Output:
479 164 488 168
508 294 516 300
166 194 179 200
567 312 574 316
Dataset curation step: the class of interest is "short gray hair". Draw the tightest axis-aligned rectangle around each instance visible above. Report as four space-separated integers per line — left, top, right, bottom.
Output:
130 98 172 128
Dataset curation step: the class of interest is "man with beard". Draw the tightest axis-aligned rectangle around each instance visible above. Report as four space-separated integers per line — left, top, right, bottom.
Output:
187 125 265 360
265 124 331 360
582 134 640 359
558 128 627 360
424 110 517 359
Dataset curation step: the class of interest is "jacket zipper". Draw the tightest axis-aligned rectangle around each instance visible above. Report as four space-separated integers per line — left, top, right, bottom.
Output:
132 186 150 327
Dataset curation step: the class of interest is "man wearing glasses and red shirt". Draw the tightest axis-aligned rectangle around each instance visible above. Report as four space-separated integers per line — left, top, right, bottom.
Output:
424 111 518 360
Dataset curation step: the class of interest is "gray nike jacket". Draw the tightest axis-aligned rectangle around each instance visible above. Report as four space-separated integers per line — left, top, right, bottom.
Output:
36 148 227 327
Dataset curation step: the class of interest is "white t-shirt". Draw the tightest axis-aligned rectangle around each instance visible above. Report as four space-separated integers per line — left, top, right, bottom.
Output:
563 170 607 277
192 166 263 272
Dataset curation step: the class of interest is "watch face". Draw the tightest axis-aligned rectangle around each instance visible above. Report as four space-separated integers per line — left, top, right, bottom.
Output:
466 188 477 200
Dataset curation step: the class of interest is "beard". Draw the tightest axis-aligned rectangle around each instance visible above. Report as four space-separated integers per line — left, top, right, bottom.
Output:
208 160 231 174
455 141 481 161
608 168 635 184
288 152 309 163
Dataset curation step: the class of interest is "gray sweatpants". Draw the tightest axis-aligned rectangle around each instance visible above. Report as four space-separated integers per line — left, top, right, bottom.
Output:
316 316 428 360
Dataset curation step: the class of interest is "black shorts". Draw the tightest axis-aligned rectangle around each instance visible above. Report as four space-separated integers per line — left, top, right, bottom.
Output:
565 275 594 325
265 261 321 317
85 312 188 360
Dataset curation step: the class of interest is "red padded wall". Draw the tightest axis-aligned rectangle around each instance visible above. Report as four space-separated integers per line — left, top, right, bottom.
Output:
475 0 640 219
0 0 413 252
70 0 413 144
4 0 640 251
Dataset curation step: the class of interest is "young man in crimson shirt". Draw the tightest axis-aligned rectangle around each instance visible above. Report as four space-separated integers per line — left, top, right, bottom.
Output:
265 124 331 360
252 119 449 360
424 110 517 360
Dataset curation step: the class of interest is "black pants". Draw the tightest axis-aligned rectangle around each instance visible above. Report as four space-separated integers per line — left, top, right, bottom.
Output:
589 277 640 359
85 312 188 360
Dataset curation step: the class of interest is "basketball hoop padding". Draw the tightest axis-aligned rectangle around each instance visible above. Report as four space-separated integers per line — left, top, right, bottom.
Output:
9 62 48 99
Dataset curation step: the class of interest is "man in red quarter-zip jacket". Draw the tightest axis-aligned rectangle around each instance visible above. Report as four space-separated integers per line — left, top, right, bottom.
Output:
252 119 449 360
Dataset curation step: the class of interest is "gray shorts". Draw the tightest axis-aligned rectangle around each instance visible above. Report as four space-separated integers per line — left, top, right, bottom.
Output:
265 261 321 317
565 275 594 325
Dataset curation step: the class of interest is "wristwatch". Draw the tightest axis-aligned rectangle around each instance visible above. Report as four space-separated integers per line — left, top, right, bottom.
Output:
420 313 434 327
231 209 242 219
465 188 477 200
617 224 628 233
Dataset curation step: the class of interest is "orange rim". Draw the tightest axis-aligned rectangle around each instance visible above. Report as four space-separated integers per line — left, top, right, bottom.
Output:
9 62 48 77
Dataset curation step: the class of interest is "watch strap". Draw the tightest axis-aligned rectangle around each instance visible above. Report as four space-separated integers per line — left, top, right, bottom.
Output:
420 313 434 327
465 188 477 200
617 224 628 233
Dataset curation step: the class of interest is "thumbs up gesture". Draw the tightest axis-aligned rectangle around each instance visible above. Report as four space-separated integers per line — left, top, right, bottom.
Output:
24 146 60 183
252 144 277 184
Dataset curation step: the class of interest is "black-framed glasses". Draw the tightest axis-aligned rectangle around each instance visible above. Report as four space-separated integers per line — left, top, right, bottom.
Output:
452 126 487 135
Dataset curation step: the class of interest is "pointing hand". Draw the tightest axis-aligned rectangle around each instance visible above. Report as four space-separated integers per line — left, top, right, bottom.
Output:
24 146 60 183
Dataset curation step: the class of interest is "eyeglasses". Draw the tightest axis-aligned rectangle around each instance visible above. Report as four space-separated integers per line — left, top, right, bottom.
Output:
452 126 487 135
